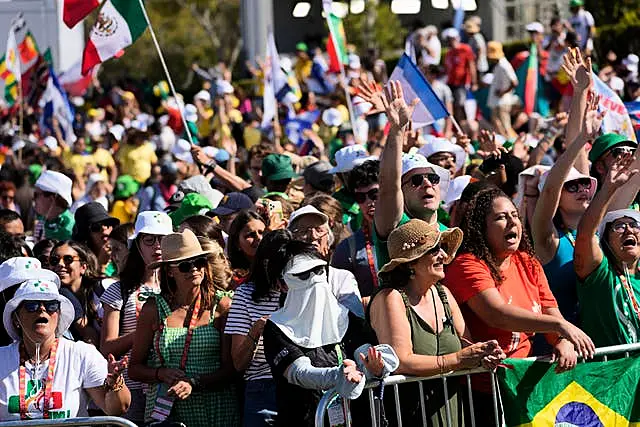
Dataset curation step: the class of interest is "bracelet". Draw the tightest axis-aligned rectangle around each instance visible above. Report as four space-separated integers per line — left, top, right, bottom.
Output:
104 374 125 393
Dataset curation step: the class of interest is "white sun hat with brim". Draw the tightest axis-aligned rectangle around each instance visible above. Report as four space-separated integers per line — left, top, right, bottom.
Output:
128 211 173 248
444 175 472 213
514 165 550 208
0 257 60 292
537 167 597 196
329 145 376 174
171 139 194 164
418 137 467 172
597 209 640 241
35 170 73 208
401 153 450 198
288 205 329 228
3 279 75 341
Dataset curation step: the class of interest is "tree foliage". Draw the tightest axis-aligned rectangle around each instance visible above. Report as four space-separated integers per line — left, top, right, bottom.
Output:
342 3 407 59
583 0 638 26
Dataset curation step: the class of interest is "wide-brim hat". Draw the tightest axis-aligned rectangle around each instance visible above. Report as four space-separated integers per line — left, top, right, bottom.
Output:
379 220 463 273
329 145 376 174
35 170 73 208
128 211 173 248
597 209 640 241
148 229 213 269
418 137 467 172
3 280 75 341
0 257 60 293
537 167 597 197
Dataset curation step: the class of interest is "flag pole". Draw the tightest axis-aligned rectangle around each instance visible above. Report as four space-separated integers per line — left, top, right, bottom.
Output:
450 115 463 135
136 0 194 144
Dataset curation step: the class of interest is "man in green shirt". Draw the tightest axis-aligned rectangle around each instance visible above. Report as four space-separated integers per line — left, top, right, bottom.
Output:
34 170 75 241
371 81 450 268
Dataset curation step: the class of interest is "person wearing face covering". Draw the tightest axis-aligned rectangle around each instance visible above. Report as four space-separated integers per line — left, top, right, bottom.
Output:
261 232 399 426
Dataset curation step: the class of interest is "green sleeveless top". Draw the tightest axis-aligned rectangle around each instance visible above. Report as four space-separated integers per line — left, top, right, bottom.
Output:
144 295 239 427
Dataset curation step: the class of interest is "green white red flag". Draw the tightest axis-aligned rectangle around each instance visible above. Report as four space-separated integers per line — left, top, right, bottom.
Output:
323 0 348 73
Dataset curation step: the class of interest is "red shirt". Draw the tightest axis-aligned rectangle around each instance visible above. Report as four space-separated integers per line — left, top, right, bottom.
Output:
444 43 476 87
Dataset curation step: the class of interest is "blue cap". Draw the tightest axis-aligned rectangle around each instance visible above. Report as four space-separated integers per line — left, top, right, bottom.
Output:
209 192 254 217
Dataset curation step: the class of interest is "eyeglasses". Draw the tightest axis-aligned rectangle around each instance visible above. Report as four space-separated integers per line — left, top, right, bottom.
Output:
354 188 379 204
172 257 208 273
89 221 112 233
0 194 14 202
50 255 80 267
563 178 592 193
21 300 60 314
403 173 441 188
612 220 640 234
291 225 328 239
140 234 163 246
608 146 636 158
293 265 326 280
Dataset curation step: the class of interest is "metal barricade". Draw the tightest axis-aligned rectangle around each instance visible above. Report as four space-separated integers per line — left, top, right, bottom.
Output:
314 343 640 427
0 416 137 427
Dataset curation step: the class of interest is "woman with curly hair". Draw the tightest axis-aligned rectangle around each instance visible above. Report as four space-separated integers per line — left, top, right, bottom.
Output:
443 187 595 422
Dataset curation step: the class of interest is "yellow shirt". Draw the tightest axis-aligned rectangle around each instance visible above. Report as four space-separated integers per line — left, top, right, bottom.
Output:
197 108 214 138
115 143 158 184
294 58 312 83
62 147 96 180
93 147 116 181
212 109 243 144
110 199 138 224
243 127 262 150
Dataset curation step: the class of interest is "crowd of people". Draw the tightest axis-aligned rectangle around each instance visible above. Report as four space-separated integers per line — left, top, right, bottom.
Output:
0 2 638 426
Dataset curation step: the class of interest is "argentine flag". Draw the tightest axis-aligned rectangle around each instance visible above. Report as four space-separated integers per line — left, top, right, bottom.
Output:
389 54 449 128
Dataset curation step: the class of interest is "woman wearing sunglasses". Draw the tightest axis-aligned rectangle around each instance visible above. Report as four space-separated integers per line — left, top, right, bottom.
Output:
370 219 504 426
0 278 131 420
260 231 398 426
50 240 105 346
100 211 172 424
72 202 121 277
129 229 239 427
574 151 640 348
227 210 266 289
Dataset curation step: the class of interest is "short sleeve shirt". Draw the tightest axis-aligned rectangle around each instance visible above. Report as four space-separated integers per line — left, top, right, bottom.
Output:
444 43 475 87
443 252 557 358
115 143 158 184
577 256 640 347
0 339 107 420
44 210 74 241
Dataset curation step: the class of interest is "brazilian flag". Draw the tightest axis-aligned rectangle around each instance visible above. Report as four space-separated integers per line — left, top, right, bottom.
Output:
498 357 640 426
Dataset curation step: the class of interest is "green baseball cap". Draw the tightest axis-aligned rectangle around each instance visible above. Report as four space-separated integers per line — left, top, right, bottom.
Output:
169 193 214 227
261 154 297 181
569 0 583 7
28 164 43 185
588 133 637 163
296 42 308 52
114 175 141 200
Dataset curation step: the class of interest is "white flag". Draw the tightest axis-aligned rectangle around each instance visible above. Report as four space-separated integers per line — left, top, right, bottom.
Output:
5 27 20 83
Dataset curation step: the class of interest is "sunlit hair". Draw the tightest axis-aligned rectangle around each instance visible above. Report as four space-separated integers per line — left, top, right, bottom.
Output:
459 187 535 284
198 237 232 292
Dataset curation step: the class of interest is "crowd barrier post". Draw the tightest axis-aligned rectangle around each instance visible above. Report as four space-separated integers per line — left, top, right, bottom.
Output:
0 416 137 427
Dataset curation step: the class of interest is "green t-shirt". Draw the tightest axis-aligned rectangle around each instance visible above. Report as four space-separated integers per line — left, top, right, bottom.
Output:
373 212 448 270
44 209 75 241
577 255 640 348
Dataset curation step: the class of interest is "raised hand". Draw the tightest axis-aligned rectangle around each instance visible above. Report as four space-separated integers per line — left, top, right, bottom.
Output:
580 90 605 140
604 152 640 189
356 80 385 115
359 346 384 378
381 80 419 129
561 47 592 89
455 132 472 153
478 130 506 159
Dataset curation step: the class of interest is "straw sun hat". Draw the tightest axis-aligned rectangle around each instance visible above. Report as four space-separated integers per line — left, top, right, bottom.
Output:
149 229 213 269
379 219 463 273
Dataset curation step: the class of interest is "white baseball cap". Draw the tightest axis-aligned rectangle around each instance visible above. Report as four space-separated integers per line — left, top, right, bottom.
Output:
184 104 198 122
597 209 640 240
109 124 126 141
194 90 211 104
418 137 467 173
35 170 73 208
288 205 329 228
525 22 545 34
329 145 376 174
171 139 194 164
43 136 58 151
0 257 60 292
322 108 344 128
128 211 173 247
401 153 450 197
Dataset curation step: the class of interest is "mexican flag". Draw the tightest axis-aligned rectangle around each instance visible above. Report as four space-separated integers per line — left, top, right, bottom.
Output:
81 0 147 75
499 357 640 426
323 1 348 73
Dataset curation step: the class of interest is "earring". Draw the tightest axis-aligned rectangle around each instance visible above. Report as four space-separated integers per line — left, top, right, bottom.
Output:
408 268 416 279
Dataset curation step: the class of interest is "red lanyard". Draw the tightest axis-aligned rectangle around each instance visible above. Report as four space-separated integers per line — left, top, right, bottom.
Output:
155 294 201 370
620 274 640 322
19 339 59 420
363 222 379 289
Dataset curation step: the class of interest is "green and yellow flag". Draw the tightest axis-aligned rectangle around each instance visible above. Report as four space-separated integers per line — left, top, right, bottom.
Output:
499 357 640 426
0 55 18 105
323 0 348 72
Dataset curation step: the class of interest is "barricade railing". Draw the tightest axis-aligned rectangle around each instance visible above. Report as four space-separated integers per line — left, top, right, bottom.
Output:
0 416 137 427
315 343 640 427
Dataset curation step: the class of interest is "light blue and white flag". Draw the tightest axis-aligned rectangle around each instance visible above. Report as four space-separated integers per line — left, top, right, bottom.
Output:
388 53 449 127
593 73 637 142
39 67 75 142
262 31 290 128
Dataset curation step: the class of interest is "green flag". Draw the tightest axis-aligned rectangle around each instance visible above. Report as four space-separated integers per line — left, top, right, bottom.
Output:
326 12 348 66
498 357 640 426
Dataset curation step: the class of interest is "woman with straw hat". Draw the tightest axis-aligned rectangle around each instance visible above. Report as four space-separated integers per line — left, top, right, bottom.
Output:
0 278 131 420
129 229 239 426
369 219 505 426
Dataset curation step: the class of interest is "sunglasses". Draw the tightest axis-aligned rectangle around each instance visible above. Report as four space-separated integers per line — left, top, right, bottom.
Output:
172 257 208 273
609 146 636 157
50 255 80 267
21 300 60 314
141 234 163 246
354 188 379 204
563 178 592 193
612 220 640 234
293 265 326 280
426 243 442 255
403 173 441 188
89 221 113 233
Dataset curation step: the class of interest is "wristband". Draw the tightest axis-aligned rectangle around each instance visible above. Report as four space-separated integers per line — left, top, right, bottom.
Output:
205 159 217 173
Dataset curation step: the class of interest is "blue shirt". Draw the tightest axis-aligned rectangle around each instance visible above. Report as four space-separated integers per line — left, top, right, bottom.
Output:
331 229 377 298
542 229 579 325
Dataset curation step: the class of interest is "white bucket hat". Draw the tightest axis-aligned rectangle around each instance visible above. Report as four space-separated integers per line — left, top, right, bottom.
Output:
0 257 60 293
329 145 376 174
514 165 550 208
128 211 173 248
418 137 467 173
288 205 329 228
35 170 73 208
322 108 343 128
3 279 75 341
400 153 450 198
598 209 640 241
171 139 194 164
537 167 597 196
444 175 472 213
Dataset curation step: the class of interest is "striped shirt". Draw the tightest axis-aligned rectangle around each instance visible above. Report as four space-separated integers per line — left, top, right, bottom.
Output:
224 282 281 381
100 281 160 390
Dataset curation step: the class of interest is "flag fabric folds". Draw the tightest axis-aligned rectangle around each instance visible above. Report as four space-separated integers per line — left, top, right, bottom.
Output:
21 55 50 106
261 31 289 128
499 357 640 426
18 31 38 65
593 74 637 142
59 60 95 97
5 26 21 84
0 55 18 105
63 0 100 29
388 53 449 127
323 0 348 73
39 68 76 143
514 45 550 117
82 0 148 75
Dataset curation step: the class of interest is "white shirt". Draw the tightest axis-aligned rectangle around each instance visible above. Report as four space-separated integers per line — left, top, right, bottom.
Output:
0 339 108 421
328 266 364 318
488 58 518 109
569 10 595 50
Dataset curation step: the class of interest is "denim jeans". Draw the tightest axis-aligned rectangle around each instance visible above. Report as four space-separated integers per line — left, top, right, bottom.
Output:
243 378 277 427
